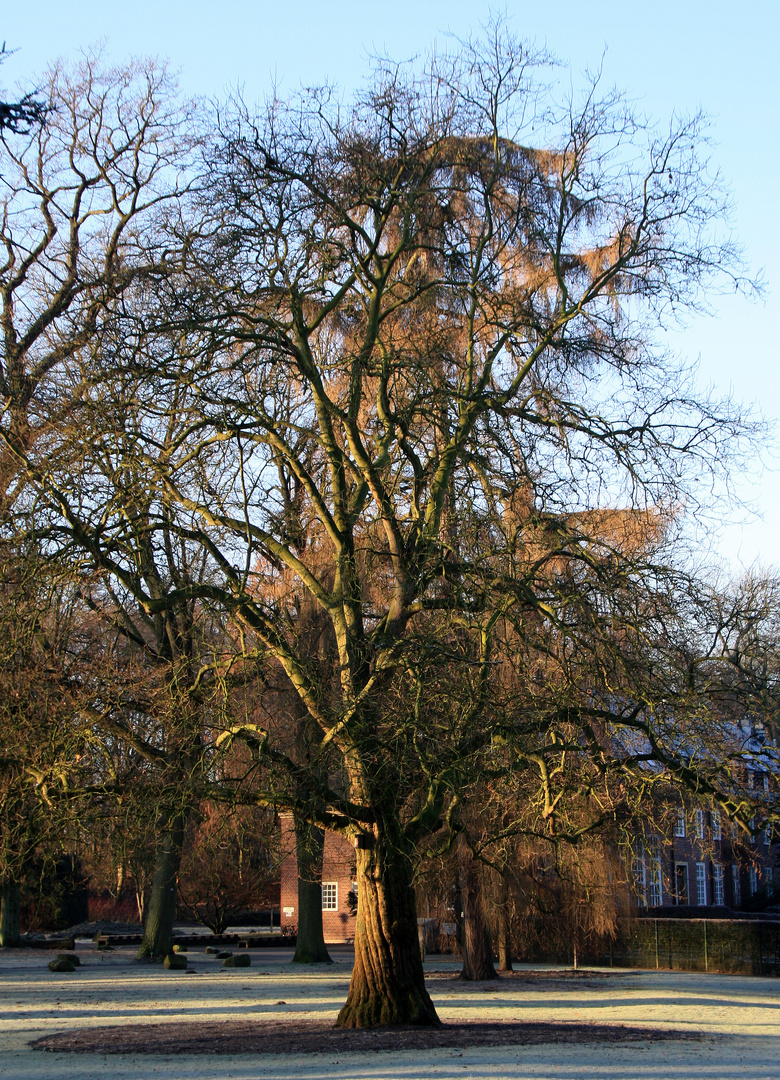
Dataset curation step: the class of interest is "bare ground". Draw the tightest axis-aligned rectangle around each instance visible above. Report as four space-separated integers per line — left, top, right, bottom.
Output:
31 1016 698 1055
28 969 694 1055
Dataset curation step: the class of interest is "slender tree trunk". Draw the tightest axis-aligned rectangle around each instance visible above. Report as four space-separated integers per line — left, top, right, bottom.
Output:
336 827 439 1027
292 815 332 964
136 815 185 959
0 880 20 947
135 885 145 924
459 850 497 981
496 872 513 972
497 914 512 972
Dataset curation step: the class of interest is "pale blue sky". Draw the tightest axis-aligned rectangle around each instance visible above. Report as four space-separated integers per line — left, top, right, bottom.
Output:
2 1 778 574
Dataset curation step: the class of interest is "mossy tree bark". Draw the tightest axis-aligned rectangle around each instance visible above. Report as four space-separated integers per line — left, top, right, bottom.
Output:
336 823 439 1027
292 814 332 964
136 815 185 959
459 852 497 981
0 880 20 947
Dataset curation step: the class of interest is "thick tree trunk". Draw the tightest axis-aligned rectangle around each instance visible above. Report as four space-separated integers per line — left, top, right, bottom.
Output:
459 853 497 981
136 815 185 959
292 815 332 964
336 830 439 1027
0 880 20 947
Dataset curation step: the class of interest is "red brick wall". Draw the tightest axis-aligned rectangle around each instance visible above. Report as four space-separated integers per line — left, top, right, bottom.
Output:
279 817 358 942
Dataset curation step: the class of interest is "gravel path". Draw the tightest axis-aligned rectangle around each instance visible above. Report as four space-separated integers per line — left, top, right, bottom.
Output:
1 944 778 1079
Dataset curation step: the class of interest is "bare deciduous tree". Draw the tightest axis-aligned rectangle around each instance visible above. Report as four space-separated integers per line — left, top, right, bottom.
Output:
132 28 757 1024
0 51 195 506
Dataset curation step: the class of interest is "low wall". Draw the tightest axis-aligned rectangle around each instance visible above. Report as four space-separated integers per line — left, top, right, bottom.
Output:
592 918 780 976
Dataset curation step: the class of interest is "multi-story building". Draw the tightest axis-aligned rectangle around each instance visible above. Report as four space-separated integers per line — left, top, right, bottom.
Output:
632 720 779 913
633 802 777 912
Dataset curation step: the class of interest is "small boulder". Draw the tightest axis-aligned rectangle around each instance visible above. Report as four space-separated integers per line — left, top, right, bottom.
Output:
48 958 76 972
215 950 233 960
205 945 221 954
222 954 251 968
57 952 80 966
163 953 188 970
172 943 187 953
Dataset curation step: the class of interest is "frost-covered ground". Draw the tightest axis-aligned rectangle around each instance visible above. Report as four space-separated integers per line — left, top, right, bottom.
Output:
1 943 778 1080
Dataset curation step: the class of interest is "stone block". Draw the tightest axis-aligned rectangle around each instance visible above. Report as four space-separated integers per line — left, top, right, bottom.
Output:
163 953 188 970
222 953 251 968
48 958 75 972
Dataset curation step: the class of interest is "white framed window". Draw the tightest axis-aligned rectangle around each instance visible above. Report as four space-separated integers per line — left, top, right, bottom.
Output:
750 818 756 845
674 862 689 905
633 845 647 906
648 838 663 907
711 810 721 841
764 823 772 847
694 810 704 840
749 866 758 896
321 882 338 911
766 866 774 897
732 864 742 907
675 810 686 838
713 863 724 906
695 862 707 906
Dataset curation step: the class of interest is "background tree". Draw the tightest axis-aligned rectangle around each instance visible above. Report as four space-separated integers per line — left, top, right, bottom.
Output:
83 782 159 924
457 838 498 981
177 802 277 934
248 467 338 965
0 544 89 944
7 339 239 958
0 64 201 956
0 52 194 510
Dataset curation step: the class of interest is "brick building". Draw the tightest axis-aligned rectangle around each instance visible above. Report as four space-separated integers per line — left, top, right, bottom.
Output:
633 801 778 912
632 719 779 914
279 817 358 942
